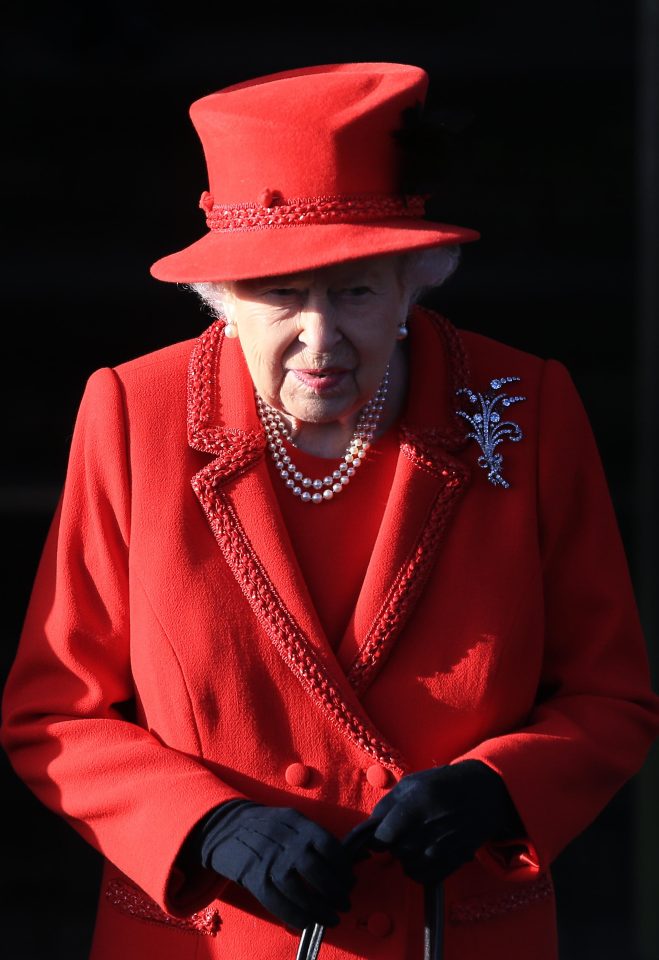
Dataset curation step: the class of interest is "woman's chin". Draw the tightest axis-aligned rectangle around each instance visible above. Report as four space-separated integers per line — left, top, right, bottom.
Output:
280 391 360 427
288 405 357 428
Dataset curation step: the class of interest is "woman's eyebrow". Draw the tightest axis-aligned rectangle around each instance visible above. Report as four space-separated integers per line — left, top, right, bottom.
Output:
252 273 314 286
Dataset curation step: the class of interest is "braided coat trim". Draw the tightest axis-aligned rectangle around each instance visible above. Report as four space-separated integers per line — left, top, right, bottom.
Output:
449 875 554 925
346 453 467 694
192 459 406 774
105 878 221 935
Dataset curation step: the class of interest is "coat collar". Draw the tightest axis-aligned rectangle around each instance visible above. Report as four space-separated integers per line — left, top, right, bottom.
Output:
188 307 472 774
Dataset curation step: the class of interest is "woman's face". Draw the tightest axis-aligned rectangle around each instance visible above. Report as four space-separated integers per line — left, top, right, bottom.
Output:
224 255 409 428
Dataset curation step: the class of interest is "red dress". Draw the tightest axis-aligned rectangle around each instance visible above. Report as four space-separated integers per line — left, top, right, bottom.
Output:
267 426 400 651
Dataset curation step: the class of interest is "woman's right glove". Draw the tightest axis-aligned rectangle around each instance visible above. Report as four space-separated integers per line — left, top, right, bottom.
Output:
189 799 356 930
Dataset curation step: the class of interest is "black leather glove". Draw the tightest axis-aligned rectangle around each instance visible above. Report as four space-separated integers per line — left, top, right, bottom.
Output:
362 760 523 884
189 799 356 930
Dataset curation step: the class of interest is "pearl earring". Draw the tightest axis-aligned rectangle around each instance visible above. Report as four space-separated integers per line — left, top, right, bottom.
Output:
223 320 238 339
396 322 409 340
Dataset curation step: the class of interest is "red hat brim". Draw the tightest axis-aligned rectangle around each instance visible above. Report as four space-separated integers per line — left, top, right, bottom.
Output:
149 218 480 283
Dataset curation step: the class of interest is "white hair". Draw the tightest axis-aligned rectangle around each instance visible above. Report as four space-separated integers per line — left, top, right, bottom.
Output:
182 244 461 318
183 279 233 319
399 245 461 304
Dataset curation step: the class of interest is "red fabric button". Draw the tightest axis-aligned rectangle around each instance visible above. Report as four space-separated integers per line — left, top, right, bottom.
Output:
366 764 392 789
367 911 394 937
285 762 312 787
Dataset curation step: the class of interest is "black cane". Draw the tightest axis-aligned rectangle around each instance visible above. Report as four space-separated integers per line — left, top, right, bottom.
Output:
423 880 444 960
295 820 443 960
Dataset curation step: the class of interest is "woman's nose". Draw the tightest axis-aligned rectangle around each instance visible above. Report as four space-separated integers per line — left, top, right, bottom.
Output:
297 296 342 353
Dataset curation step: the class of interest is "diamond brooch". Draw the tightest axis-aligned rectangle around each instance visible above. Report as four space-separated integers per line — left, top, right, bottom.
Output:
456 376 526 488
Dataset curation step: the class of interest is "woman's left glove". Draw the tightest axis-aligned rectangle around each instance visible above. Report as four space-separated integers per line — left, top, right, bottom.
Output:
362 760 523 884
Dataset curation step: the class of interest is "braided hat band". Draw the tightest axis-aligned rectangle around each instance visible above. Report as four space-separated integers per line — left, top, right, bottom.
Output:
200 192 428 232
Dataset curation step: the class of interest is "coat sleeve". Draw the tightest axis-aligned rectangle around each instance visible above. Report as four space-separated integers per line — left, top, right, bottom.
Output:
455 357 659 879
0 367 247 916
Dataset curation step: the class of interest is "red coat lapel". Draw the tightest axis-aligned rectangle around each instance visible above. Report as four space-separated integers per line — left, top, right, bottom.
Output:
187 309 471 771
337 308 471 692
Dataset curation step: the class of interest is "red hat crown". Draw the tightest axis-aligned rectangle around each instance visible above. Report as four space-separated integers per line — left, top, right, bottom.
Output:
192 63 428 205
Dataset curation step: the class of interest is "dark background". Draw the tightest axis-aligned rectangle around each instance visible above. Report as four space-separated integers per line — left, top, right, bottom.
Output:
2 3 658 958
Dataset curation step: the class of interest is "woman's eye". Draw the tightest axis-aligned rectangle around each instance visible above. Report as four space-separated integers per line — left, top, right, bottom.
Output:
262 288 306 305
338 286 373 297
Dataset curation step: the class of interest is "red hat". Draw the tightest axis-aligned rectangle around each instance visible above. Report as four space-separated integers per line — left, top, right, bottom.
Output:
149 62 480 283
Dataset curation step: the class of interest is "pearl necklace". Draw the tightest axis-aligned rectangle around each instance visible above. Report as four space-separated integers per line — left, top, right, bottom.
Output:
256 366 390 504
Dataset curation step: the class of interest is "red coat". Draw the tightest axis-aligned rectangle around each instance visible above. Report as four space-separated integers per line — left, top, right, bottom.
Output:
2 307 658 960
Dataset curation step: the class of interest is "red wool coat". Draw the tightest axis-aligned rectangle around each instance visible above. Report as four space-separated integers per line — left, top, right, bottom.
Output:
2 307 658 960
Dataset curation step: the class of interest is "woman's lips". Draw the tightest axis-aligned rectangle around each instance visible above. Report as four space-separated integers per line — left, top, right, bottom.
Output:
291 369 350 393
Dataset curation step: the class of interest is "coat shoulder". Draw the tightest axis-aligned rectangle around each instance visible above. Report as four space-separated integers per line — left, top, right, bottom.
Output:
111 336 197 395
98 335 201 441
457 327 547 385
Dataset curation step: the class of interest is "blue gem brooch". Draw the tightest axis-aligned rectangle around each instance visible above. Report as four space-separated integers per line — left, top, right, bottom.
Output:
456 376 526 488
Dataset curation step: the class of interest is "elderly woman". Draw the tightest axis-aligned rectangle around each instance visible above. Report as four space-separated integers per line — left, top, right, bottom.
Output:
2 62 658 960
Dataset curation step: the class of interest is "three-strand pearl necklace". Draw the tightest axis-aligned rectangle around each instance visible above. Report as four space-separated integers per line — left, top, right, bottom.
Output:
256 366 390 504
